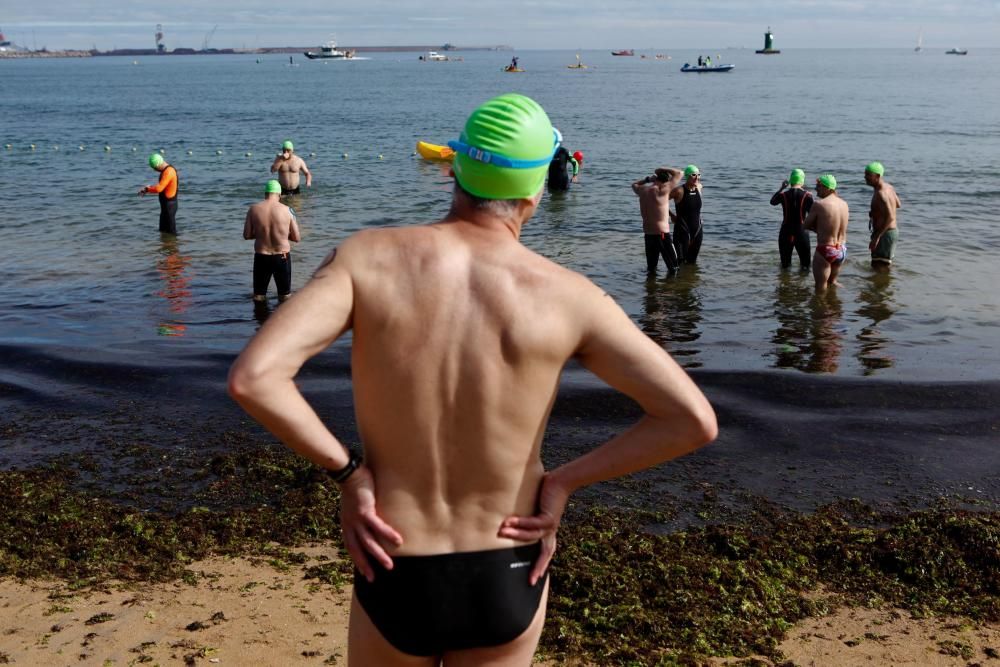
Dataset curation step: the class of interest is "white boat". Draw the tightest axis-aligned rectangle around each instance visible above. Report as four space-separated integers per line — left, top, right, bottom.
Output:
914 30 923 52
945 47 968 55
421 51 449 62
304 39 353 60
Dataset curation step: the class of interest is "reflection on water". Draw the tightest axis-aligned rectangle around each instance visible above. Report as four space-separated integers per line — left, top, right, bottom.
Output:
252 299 272 328
771 274 845 373
640 267 703 367
856 270 897 374
154 235 191 337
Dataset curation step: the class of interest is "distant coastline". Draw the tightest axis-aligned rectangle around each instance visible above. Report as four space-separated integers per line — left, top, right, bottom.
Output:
0 44 511 59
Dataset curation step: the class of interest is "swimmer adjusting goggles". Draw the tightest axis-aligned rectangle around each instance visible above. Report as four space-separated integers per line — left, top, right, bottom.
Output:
447 128 562 169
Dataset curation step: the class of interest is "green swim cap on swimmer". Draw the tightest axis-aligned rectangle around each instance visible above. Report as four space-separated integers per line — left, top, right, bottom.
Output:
817 174 837 190
265 179 282 194
148 152 165 169
865 161 884 176
789 168 805 185
448 93 559 200
282 140 294 151
684 165 700 178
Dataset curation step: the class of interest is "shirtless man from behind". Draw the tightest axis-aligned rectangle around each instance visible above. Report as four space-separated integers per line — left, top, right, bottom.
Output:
228 94 717 666
864 161 902 267
633 166 682 275
804 174 850 292
243 180 301 302
270 140 312 195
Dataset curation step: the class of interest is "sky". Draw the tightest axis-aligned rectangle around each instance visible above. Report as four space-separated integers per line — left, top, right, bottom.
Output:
3 1 998 51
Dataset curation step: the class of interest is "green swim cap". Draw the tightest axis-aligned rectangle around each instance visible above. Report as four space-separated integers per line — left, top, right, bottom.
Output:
865 161 884 176
789 168 805 185
684 165 700 178
450 93 556 200
282 140 294 151
817 174 837 190
265 179 282 194
148 153 165 169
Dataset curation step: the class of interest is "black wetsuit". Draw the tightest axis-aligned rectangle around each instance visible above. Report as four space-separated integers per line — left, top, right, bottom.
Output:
770 188 814 269
158 166 178 235
253 252 292 297
547 147 572 192
674 185 703 264
645 232 679 274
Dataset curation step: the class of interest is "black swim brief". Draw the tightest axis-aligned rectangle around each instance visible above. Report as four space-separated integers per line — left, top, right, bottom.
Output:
354 542 547 656
281 186 301 195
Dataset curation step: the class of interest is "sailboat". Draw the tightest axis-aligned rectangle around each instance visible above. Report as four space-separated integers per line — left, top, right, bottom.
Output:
567 54 588 69
914 29 923 53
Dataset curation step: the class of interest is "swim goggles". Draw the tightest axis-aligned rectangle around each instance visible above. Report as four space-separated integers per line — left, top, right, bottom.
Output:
447 128 562 169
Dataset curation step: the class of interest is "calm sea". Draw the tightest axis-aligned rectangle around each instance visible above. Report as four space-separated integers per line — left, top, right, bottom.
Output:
1 48 999 396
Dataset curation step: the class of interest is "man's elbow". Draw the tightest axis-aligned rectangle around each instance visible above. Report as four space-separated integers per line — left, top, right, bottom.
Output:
227 360 264 406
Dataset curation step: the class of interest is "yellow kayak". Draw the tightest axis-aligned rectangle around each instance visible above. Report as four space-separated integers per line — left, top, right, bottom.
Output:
503 67 525 72
416 141 454 161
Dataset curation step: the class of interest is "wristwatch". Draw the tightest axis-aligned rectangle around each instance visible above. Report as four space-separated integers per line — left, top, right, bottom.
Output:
325 451 363 484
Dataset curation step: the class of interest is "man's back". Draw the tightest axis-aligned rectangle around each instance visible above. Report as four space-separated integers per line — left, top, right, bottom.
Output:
636 182 671 233
247 200 297 253
337 221 597 555
812 195 849 246
871 182 901 229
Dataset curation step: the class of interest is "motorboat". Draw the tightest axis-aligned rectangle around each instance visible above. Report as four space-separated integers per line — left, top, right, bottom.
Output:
611 49 634 56
304 39 353 59
421 51 449 61
680 63 735 73
945 48 968 55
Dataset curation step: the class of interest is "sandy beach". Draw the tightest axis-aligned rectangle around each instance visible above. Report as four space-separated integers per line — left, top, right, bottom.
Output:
2 551 997 666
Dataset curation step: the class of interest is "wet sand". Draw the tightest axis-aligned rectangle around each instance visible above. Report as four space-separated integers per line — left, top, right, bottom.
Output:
2 347 998 517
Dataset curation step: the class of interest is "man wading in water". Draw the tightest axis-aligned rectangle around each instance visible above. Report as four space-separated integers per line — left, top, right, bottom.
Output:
229 93 716 666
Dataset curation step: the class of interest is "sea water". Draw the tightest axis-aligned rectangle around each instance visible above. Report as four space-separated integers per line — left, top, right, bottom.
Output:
1 48 998 395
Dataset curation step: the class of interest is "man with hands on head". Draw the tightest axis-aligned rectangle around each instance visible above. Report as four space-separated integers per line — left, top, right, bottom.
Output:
633 166 683 275
229 94 716 666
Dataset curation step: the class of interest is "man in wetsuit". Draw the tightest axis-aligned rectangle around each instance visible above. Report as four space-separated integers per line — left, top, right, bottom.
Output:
138 153 179 235
770 168 814 270
633 167 682 275
270 140 312 195
804 174 849 292
864 161 902 267
243 179 301 303
670 165 704 264
228 93 716 666
547 145 579 192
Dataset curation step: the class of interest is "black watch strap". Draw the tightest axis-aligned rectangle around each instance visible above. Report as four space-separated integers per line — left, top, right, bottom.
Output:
326 451 362 484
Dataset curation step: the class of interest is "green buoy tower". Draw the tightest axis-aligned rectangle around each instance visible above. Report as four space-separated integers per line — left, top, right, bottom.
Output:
755 27 780 54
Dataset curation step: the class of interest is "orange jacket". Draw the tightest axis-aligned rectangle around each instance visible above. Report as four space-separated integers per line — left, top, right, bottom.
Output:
147 165 178 199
